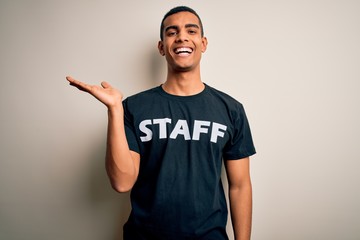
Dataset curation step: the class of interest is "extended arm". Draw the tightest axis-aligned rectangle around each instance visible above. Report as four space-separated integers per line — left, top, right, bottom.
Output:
66 76 140 192
225 157 252 240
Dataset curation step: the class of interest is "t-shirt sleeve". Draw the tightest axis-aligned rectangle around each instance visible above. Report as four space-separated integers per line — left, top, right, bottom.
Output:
123 99 140 153
223 103 256 160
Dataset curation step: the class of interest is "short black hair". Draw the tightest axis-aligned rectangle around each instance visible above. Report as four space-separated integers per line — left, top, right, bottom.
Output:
160 6 204 41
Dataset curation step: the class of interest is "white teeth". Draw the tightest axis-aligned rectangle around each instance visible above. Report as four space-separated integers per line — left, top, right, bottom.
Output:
175 47 193 54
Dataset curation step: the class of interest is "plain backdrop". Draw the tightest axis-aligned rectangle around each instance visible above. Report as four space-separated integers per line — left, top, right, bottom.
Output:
1 1 359 239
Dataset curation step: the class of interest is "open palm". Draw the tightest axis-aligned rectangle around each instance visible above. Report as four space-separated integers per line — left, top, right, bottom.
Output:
66 76 123 108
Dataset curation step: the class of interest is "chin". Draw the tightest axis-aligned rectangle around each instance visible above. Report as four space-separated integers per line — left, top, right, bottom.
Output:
172 65 194 72
173 61 198 71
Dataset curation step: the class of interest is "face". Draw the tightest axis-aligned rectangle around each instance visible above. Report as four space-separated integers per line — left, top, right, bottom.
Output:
158 11 208 72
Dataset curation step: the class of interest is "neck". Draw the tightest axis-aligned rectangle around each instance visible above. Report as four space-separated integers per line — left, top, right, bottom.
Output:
163 67 204 96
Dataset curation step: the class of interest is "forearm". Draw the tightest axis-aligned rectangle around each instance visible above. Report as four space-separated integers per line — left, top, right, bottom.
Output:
105 106 139 192
229 181 253 240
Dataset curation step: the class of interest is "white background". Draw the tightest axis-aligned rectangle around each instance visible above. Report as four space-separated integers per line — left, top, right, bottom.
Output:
0 0 359 239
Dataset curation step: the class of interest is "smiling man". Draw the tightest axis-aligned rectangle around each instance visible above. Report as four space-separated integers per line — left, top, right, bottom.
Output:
159 10 207 76
67 6 256 240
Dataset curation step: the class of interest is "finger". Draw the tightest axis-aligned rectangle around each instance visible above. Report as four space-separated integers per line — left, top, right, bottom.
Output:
66 76 92 92
66 76 76 83
101 81 112 89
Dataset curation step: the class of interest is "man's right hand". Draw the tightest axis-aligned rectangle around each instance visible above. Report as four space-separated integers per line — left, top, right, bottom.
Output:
67 75 139 192
66 76 123 110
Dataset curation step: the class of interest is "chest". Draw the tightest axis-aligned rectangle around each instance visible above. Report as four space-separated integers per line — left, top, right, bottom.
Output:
131 99 233 146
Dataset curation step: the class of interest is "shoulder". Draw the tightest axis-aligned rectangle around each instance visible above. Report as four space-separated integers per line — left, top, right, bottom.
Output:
205 84 245 111
125 86 160 101
122 86 168 117
123 86 161 106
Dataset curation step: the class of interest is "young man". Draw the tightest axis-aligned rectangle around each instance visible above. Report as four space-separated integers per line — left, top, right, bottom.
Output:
67 6 256 240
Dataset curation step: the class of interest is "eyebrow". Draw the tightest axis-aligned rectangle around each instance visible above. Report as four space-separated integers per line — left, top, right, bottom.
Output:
165 24 200 33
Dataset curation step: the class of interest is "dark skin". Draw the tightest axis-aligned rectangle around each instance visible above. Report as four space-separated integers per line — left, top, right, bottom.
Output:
67 11 252 240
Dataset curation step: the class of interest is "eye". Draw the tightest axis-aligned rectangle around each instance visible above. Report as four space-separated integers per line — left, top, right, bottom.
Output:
167 31 177 37
188 29 197 34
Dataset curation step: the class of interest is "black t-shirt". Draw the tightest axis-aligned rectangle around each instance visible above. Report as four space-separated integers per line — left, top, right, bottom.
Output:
123 84 256 239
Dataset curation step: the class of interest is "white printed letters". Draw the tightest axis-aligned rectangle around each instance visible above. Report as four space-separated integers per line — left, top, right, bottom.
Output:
139 118 227 143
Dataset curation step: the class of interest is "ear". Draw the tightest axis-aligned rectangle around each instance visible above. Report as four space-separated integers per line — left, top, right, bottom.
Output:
158 41 165 56
201 37 208 53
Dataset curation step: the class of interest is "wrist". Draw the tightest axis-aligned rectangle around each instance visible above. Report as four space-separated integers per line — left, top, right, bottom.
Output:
107 103 123 116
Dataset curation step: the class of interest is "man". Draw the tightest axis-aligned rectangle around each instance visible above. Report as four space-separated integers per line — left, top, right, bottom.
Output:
67 6 256 240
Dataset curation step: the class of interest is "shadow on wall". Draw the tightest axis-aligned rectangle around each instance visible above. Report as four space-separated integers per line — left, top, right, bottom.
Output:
87 139 131 240
148 45 166 86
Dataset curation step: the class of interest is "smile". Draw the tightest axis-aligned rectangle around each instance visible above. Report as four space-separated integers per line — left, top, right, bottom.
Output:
174 47 193 55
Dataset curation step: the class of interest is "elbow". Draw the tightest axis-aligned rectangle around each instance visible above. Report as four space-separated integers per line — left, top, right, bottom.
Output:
113 185 132 193
106 166 137 193
110 180 135 193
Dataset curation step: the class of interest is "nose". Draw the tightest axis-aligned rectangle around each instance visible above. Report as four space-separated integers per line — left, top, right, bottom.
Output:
175 30 189 42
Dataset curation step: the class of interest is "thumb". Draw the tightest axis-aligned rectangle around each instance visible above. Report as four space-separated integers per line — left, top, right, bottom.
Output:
101 81 112 89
